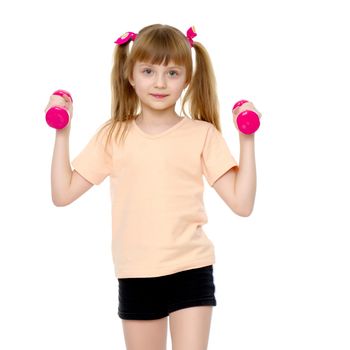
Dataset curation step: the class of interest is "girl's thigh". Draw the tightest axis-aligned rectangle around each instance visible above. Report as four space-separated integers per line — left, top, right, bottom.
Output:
122 317 168 350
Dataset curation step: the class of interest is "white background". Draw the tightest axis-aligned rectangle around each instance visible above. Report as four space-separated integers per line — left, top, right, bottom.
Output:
1 0 349 349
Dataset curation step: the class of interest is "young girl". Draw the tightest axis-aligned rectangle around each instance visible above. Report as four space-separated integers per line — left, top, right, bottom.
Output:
48 24 261 350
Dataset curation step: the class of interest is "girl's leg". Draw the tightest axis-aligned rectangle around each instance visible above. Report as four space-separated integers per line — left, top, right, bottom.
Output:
169 306 213 350
121 316 168 350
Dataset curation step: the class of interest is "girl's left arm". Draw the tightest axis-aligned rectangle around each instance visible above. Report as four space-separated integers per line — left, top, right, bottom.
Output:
212 102 260 216
234 133 257 215
212 134 256 217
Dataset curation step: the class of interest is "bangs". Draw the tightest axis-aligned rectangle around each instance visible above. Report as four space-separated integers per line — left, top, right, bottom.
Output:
135 38 187 66
129 26 192 67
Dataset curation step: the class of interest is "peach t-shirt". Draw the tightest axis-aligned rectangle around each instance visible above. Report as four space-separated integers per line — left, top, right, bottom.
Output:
71 116 238 278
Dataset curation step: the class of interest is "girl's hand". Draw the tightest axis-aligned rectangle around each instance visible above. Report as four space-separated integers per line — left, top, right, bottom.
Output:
232 101 262 134
45 94 73 134
45 94 73 117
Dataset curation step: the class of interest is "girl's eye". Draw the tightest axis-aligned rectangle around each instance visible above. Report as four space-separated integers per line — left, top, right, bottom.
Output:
141 68 180 77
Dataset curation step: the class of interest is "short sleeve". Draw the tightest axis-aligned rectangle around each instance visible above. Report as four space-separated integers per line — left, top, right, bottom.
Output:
71 124 112 185
201 124 238 187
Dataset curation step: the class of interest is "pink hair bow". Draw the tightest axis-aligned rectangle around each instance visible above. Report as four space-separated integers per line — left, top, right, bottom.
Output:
186 26 197 47
114 32 138 45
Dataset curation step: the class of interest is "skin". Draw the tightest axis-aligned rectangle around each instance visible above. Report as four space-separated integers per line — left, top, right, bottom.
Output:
129 60 188 130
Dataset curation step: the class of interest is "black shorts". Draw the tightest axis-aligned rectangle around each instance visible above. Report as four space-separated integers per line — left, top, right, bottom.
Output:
118 265 217 320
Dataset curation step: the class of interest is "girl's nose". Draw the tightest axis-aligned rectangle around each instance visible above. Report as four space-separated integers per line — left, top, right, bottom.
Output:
154 74 166 88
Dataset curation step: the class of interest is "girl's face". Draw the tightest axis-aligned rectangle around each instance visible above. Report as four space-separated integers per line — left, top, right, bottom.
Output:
129 60 187 113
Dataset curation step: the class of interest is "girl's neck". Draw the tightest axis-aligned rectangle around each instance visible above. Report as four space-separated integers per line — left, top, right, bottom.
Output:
136 109 181 126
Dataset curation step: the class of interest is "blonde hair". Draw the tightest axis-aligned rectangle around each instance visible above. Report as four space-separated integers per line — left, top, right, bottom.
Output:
98 23 222 151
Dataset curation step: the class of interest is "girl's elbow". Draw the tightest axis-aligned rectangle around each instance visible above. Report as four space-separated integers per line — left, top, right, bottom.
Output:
233 205 254 217
240 209 253 217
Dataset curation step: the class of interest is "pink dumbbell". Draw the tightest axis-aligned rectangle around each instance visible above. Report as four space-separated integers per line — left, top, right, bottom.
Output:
45 89 73 129
232 99 260 135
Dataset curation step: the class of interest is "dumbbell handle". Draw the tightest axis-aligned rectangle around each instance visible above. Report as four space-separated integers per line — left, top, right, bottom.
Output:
45 90 73 130
232 100 260 135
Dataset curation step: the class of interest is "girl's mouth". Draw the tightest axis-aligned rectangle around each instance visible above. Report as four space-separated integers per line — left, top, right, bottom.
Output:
150 94 168 99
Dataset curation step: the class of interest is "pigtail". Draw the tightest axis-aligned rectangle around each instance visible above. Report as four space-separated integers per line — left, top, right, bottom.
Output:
111 43 139 122
97 42 139 150
182 41 222 132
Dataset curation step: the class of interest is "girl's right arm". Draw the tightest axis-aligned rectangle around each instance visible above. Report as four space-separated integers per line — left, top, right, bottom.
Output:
51 131 93 206
48 95 93 206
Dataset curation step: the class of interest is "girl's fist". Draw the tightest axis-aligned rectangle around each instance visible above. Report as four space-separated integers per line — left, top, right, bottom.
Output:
45 90 73 131
232 100 262 134
45 93 73 118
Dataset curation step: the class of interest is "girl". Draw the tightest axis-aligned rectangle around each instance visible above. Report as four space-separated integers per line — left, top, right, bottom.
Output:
48 24 261 350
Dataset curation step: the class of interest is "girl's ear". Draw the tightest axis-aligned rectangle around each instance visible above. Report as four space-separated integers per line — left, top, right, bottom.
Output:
128 70 135 87
129 77 135 87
